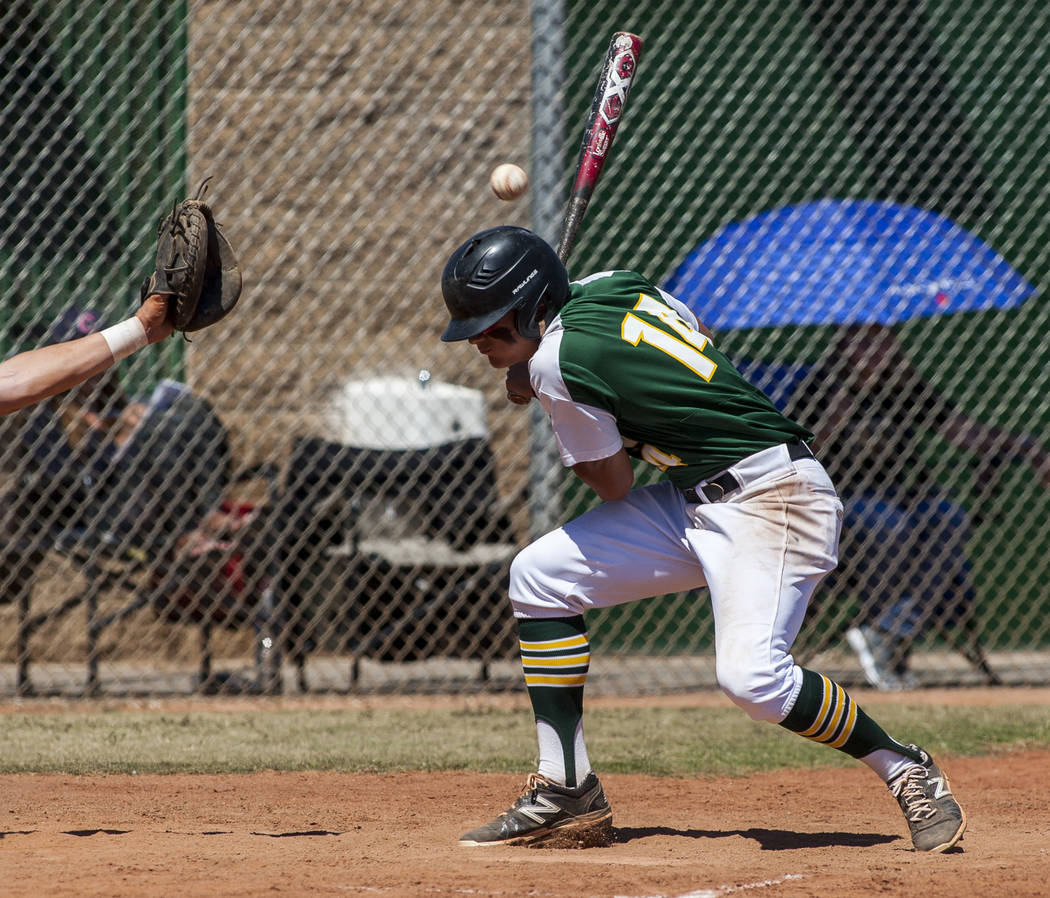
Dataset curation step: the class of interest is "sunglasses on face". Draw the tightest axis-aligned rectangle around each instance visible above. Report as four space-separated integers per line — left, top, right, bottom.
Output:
476 320 513 340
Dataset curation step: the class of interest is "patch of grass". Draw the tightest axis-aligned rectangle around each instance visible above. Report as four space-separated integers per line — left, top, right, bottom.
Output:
1 702 1047 775
590 704 1050 777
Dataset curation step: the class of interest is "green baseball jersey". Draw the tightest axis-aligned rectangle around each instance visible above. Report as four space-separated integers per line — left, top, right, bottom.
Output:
530 270 811 488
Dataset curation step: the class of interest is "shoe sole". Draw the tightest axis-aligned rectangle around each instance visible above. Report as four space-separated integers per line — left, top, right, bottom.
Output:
459 808 613 849
846 628 877 679
846 627 899 690
919 810 965 852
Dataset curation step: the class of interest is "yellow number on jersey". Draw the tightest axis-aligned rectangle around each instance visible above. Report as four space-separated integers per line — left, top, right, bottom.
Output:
620 294 717 381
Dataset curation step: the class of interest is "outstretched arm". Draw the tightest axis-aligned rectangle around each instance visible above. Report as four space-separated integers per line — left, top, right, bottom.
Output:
872 330 1050 488
937 409 1050 488
0 295 173 416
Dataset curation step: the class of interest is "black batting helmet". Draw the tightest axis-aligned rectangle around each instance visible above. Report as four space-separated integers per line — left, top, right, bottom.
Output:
440 226 569 342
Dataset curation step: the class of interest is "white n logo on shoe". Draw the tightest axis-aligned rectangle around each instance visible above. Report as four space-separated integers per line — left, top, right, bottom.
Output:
519 794 562 824
929 776 950 799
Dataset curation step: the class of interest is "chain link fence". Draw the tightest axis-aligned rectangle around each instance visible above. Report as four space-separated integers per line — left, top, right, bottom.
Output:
1 0 1048 697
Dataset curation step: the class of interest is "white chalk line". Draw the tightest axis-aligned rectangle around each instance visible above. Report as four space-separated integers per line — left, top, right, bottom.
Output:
615 872 807 898
331 872 807 897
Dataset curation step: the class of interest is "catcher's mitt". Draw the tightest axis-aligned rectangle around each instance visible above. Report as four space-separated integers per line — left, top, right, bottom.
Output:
142 177 242 333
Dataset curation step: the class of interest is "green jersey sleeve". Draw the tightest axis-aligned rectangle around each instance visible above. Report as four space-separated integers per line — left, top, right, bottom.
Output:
533 270 811 488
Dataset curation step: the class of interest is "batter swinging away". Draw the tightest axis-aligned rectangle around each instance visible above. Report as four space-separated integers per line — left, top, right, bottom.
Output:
440 226 966 852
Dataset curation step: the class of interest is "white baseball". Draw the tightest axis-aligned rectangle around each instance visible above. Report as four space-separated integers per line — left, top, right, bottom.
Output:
490 163 529 201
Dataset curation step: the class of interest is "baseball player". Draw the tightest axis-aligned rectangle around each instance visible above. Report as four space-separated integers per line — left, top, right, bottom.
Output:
0 294 172 416
440 226 966 852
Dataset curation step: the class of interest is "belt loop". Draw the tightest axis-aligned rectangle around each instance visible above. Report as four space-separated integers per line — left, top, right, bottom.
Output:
683 469 740 504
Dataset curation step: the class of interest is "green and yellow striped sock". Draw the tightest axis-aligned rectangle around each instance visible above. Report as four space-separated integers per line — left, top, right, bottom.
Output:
518 615 590 787
780 668 922 762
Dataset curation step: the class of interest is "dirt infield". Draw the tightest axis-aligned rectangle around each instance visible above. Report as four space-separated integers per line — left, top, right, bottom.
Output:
3 747 1048 897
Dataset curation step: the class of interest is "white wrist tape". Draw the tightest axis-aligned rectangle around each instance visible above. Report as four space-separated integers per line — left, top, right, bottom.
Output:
100 317 148 362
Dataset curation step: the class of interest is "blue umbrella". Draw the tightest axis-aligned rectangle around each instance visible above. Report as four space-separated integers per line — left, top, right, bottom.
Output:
663 199 1036 330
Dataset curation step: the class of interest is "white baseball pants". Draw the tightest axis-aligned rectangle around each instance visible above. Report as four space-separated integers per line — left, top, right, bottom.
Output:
509 443 844 723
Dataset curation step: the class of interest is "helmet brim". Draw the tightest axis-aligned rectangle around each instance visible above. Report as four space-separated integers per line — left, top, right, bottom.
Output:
440 304 514 342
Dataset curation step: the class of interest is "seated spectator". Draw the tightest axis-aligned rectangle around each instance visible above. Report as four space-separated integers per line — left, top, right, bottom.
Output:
788 323 1050 689
1 305 227 610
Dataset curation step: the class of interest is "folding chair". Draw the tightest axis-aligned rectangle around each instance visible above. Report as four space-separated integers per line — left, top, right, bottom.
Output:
263 429 519 693
1 380 275 696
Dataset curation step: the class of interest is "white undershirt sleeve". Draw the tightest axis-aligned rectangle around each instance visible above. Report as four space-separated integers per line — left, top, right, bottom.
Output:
529 321 624 466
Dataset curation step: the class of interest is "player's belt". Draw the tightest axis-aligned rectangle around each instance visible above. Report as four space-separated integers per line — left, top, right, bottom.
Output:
682 441 814 505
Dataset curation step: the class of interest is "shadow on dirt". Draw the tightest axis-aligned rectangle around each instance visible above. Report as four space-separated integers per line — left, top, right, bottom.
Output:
614 825 900 850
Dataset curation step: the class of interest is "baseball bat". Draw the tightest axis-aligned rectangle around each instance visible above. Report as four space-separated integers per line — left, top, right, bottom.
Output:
555 31 644 265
